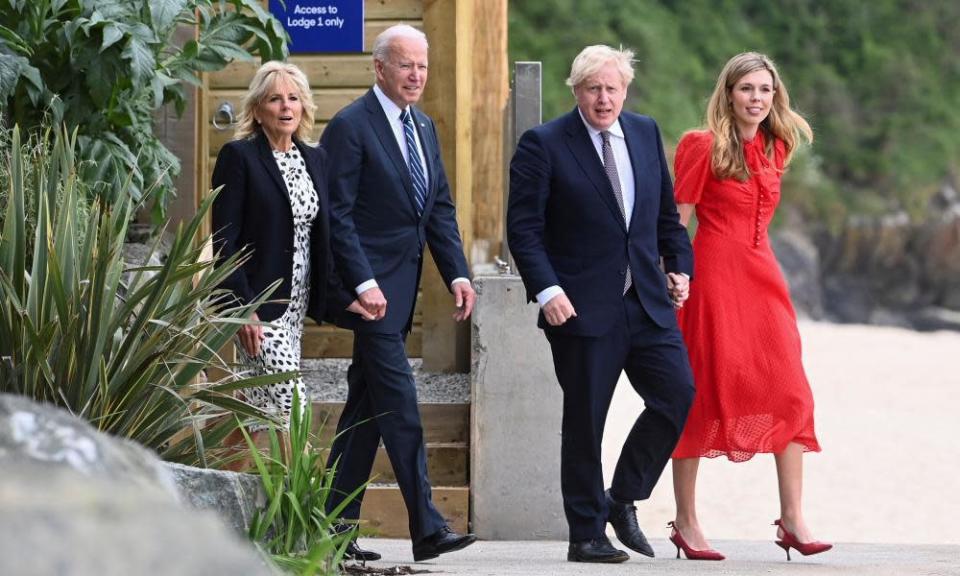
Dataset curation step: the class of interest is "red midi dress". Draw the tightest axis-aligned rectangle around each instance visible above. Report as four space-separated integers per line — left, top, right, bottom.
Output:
671 130 821 462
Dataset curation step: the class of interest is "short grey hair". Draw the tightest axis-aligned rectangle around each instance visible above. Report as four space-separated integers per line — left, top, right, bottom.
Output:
372 24 428 63
565 45 635 89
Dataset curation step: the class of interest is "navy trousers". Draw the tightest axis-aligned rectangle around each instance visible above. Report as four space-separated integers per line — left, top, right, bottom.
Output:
546 290 695 542
325 331 446 543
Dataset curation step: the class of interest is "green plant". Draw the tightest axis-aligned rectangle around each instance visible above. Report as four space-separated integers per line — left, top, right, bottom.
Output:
0 124 281 465
245 389 365 575
0 0 288 220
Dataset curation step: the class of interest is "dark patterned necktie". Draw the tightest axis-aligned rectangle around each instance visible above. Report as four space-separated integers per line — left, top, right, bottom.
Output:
400 109 427 216
601 130 632 295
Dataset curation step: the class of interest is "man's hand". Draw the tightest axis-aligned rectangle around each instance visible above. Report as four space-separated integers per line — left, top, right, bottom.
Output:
346 299 377 321
238 312 264 357
667 272 690 309
452 281 476 322
543 293 577 326
358 286 387 320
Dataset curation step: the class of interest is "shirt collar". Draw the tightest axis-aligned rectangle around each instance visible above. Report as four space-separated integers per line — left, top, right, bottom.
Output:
373 83 407 123
577 107 624 141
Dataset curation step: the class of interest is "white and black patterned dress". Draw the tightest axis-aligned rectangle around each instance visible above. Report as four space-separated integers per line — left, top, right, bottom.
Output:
239 146 319 429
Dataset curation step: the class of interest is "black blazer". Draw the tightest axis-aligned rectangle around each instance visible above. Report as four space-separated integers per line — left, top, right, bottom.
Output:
211 133 352 323
321 89 470 334
507 109 694 336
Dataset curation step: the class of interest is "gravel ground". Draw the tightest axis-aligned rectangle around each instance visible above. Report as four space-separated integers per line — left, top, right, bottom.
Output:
302 358 470 404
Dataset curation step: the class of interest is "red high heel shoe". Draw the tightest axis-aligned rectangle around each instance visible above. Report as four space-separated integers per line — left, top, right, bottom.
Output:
667 521 725 561
773 519 833 561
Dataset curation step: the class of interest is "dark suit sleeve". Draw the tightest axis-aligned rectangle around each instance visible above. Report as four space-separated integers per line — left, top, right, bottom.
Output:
322 114 376 292
652 121 694 277
211 142 254 306
423 118 470 288
305 144 354 324
507 128 559 299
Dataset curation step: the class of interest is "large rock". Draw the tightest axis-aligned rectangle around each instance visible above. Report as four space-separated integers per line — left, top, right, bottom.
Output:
0 394 275 576
813 186 960 329
166 461 267 535
772 228 824 318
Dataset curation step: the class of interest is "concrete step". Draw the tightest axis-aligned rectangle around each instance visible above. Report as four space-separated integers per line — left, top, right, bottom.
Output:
358 485 469 539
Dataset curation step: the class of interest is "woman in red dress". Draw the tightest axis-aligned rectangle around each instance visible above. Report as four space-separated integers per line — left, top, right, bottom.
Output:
668 52 831 561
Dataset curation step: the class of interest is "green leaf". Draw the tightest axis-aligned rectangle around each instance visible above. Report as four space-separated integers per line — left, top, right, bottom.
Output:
100 24 123 52
121 37 155 83
0 53 29 102
149 0 189 34
0 23 32 55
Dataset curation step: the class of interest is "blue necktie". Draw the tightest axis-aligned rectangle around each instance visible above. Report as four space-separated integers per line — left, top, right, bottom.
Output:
400 109 427 216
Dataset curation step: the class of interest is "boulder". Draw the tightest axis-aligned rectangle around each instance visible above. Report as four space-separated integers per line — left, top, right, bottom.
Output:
165 461 266 535
0 394 275 576
772 228 824 318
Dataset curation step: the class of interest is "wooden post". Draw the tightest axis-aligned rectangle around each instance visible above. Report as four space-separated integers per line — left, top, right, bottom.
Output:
420 0 474 372
470 0 509 266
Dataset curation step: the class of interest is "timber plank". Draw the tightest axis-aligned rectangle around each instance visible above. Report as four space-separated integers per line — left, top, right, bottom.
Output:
210 56 373 89
205 88 365 125
359 485 468 538
312 402 469 445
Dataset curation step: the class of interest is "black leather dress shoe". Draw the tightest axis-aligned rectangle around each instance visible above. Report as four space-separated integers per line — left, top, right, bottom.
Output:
344 540 381 562
606 489 655 557
567 535 629 563
412 526 477 562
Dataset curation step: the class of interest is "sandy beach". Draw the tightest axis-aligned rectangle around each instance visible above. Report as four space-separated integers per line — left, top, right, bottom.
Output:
603 320 960 546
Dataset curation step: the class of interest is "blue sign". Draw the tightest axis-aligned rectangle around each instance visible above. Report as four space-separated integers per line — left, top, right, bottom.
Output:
269 0 364 53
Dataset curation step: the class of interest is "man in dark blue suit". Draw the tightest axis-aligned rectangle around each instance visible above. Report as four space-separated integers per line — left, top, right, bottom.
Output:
321 24 477 562
508 45 696 563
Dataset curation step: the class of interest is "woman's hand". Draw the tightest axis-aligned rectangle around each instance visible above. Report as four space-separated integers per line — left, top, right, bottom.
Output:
667 273 690 309
238 312 264 357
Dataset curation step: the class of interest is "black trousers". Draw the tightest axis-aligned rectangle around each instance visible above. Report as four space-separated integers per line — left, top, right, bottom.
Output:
325 331 446 543
546 290 695 542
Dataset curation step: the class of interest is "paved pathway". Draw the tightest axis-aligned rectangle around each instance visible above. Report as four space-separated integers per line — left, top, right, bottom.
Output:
350 538 960 575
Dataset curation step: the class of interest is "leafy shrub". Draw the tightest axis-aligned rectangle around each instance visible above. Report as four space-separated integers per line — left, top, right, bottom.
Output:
245 389 364 575
0 0 288 220
0 124 281 465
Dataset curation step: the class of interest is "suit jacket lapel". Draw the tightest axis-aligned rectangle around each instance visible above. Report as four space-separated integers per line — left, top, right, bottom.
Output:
563 110 627 233
254 134 290 204
363 90 420 217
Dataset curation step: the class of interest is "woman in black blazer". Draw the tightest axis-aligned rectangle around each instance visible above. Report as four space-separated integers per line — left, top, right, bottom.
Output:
212 62 369 437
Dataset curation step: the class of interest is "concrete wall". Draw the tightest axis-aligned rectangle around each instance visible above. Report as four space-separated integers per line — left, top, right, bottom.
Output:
470 275 567 540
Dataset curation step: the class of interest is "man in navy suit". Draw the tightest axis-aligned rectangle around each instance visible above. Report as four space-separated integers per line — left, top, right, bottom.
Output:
321 24 476 562
508 45 696 563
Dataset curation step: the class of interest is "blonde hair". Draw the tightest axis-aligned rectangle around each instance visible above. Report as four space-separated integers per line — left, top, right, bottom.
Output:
234 61 316 142
566 45 635 89
705 52 812 180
